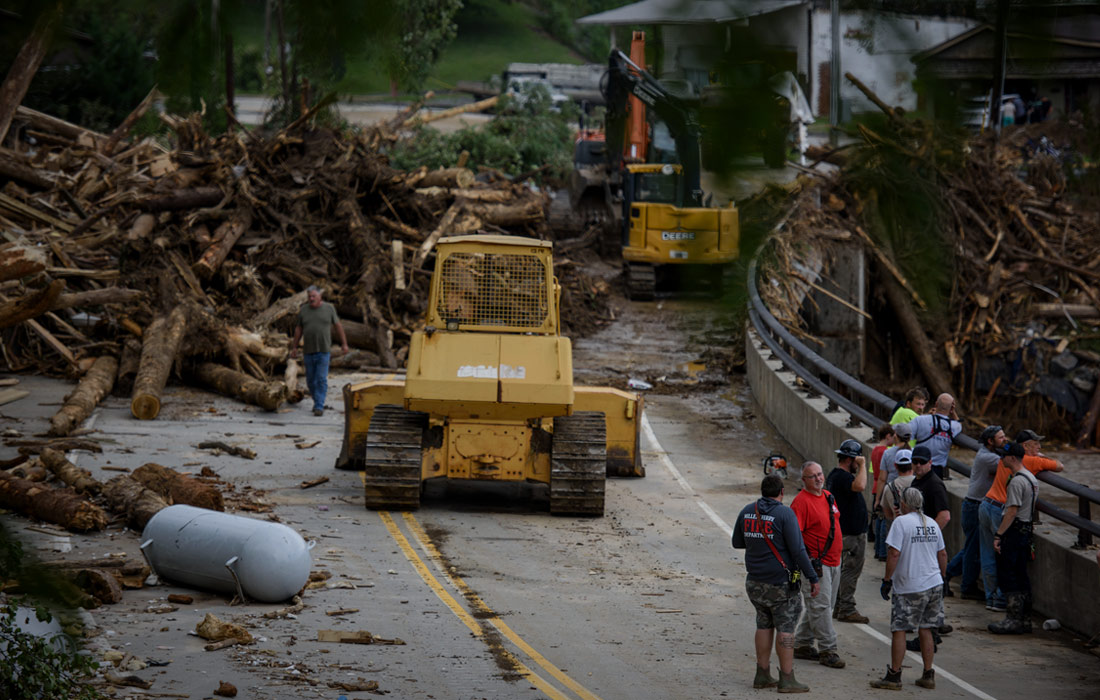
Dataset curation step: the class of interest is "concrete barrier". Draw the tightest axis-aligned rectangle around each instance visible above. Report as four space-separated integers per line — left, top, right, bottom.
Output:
746 326 1100 636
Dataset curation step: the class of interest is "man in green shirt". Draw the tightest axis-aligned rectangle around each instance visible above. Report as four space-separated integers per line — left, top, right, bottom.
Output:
290 286 348 416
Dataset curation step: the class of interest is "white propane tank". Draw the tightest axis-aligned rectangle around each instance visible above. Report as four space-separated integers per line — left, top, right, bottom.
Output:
140 505 314 603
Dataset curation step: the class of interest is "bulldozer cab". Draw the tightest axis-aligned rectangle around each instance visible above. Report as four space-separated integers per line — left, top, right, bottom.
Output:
430 235 559 335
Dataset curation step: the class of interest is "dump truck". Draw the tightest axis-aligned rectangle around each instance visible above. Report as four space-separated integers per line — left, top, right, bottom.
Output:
335 234 644 516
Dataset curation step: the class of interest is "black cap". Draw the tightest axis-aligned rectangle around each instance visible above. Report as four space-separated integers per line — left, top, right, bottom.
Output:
1014 429 1044 443
911 445 932 463
1000 442 1026 459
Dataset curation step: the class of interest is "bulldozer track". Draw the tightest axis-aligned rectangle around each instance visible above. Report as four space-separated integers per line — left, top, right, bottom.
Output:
626 262 656 301
363 404 428 511
550 412 607 516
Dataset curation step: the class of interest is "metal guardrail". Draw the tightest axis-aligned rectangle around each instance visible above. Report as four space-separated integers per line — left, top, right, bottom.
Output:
747 255 1100 549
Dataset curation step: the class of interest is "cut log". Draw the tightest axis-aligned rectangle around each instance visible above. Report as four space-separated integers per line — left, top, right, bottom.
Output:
126 213 157 242
0 471 107 532
249 290 306 330
0 3 64 145
140 187 223 212
52 287 143 311
0 278 65 328
102 475 169 530
39 448 101 495
48 355 118 436
73 567 123 605
13 106 108 147
192 209 253 280
284 358 303 403
464 200 543 227
418 167 476 189
132 462 224 511
131 305 192 420
0 152 54 189
193 362 286 411
413 200 463 269
405 96 499 127
0 242 47 283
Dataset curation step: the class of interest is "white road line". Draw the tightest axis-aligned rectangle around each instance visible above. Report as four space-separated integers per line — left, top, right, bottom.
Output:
640 410 999 700
640 412 732 538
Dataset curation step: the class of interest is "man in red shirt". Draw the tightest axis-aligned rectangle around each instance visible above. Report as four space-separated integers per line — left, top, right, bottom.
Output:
790 461 846 669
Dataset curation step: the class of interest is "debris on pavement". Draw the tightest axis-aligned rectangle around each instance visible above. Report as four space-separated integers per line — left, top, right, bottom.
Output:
316 629 406 645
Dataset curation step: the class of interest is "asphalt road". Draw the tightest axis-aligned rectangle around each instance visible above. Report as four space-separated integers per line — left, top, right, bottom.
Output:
4 297 1099 699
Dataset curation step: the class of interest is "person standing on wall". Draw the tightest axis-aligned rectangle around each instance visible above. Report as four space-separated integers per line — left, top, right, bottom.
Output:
290 285 349 417
732 475 820 693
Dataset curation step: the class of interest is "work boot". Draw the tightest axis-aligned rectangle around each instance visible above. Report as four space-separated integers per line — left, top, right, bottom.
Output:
792 645 819 661
870 666 902 690
836 611 870 624
943 581 954 597
988 593 1028 634
818 650 846 668
753 665 778 689
777 670 809 694
916 669 936 690
1019 594 1034 633
937 623 953 635
905 632 940 652
961 588 985 601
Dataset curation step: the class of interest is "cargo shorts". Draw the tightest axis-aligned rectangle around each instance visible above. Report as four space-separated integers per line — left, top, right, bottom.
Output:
746 579 803 633
890 586 945 632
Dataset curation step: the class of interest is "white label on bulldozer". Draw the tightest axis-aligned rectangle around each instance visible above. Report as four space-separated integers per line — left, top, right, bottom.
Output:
458 365 498 379
500 364 526 379
662 231 695 240
670 250 689 259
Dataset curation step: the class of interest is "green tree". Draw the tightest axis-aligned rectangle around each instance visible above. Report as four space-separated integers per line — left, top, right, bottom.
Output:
383 0 462 93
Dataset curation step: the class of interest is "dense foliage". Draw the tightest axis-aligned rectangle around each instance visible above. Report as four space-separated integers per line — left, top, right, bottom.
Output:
389 84 579 182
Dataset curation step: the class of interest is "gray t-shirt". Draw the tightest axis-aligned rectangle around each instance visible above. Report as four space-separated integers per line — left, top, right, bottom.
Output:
1005 469 1039 524
297 302 339 354
966 447 1001 500
907 414 962 467
881 446 899 483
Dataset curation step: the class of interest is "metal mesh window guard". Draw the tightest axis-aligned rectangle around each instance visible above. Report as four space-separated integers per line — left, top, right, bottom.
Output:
436 252 549 328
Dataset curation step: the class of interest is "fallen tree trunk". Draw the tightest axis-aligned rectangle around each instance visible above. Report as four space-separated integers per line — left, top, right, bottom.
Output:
405 96 499 128
192 209 253 280
48 355 118 436
879 270 956 402
140 187 223 212
249 290 306 330
102 475 169 529
0 471 107 531
103 86 159 156
284 358 303 403
0 153 54 190
132 462 224 511
0 3 64 145
39 447 101 495
0 278 65 328
417 166 475 189
52 287 142 311
131 305 191 420
193 362 286 411
464 200 543 226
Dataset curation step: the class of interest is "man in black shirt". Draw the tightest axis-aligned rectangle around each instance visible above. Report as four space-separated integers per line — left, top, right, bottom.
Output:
909 444 953 641
826 439 869 624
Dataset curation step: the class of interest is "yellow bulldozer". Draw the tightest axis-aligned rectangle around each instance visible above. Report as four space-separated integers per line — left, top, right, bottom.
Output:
335 234 644 516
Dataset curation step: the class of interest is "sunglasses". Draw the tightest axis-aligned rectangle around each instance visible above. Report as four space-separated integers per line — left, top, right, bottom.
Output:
912 458 930 465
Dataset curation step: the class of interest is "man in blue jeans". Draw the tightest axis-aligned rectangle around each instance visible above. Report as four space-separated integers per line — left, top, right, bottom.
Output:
976 426 1008 611
290 286 349 416
945 425 1004 600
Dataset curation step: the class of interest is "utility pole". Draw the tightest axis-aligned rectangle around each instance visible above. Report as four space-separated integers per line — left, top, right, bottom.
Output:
990 0 1009 136
830 0 840 146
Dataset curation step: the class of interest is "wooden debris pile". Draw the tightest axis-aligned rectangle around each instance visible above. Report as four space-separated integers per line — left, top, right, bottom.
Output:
758 73 1100 443
0 101 613 425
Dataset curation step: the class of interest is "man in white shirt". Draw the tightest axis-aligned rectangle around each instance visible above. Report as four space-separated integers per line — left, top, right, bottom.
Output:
871 488 947 691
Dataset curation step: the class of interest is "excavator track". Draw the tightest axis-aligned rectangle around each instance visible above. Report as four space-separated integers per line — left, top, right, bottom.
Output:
626 262 656 301
550 412 607 516
363 404 427 511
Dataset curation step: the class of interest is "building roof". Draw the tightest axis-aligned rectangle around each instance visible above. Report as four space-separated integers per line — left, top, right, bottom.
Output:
576 0 805 26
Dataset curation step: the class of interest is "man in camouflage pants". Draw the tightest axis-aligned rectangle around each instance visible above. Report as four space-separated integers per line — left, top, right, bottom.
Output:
871 487 947 691
733 475 820 693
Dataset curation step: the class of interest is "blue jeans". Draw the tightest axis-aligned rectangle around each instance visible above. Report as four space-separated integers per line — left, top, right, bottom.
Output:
304 352 331 411
946 498 981 591
978 499 1006 606
873 515 889 559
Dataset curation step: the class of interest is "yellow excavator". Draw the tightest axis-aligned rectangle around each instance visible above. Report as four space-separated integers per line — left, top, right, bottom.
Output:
335 234 644 516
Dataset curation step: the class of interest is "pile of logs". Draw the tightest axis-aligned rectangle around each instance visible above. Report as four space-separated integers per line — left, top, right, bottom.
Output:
757 73 1100 443
0 99 613 429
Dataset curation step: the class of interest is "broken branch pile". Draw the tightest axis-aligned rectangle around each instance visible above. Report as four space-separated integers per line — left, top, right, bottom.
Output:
756 74 1100 442
0 102 612 423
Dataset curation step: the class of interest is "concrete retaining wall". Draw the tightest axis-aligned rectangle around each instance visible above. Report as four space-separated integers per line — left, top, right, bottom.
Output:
746 326 1100 636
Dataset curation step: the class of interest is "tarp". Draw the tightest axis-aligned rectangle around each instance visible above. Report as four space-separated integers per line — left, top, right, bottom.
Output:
576 0 805 26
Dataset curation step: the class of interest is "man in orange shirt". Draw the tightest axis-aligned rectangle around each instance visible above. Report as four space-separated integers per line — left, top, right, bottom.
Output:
977 429 1063 612
791 461 846 669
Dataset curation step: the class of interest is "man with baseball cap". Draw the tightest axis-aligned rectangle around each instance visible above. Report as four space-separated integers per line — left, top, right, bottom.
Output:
826 439 869 624
989 442 1038 634
880 449 915 526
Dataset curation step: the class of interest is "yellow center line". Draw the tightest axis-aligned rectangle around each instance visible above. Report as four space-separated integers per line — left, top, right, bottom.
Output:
377 511 571 700
403 512 605 700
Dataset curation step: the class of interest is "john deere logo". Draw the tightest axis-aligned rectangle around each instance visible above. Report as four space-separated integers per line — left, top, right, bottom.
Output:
661 231 695 241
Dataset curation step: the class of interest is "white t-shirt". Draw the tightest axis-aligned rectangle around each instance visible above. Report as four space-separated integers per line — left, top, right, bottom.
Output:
885 511 945 594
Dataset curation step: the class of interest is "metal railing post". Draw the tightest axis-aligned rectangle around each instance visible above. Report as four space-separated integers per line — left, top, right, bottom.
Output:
1078 490 1093 549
